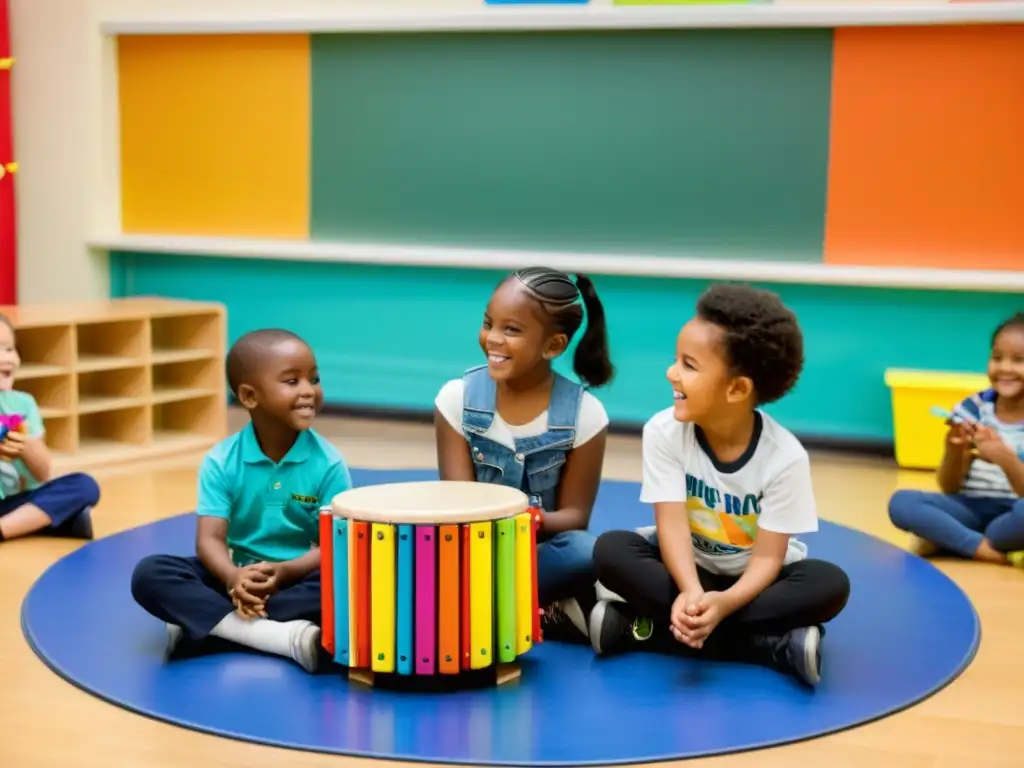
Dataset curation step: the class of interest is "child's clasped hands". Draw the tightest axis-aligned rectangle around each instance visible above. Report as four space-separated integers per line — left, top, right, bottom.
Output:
669 589 729 649
228 562 293 619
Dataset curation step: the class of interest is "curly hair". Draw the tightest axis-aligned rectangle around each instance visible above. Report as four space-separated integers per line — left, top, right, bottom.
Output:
696 283 804 405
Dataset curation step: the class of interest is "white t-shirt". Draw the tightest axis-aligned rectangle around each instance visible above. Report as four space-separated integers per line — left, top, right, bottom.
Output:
640 407 817 577
434 378 609 450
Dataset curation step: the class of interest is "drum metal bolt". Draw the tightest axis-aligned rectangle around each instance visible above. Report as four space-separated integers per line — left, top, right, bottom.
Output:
376 531 384 540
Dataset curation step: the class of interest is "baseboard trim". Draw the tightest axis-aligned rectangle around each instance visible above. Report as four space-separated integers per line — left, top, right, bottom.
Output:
316 402 895 460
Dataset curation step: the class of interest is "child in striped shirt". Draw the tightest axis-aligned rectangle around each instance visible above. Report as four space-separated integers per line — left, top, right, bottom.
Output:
888 312 1024 566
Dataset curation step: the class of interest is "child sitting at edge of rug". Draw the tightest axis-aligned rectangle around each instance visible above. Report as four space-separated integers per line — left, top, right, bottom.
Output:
889 311 1024 567
433 267 614 645
0 313 99 542
131 329 353 672
588 284 850 687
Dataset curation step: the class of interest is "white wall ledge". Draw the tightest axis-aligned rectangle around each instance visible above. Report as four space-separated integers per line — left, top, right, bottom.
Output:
90 234 1024 293
99 2 1024 35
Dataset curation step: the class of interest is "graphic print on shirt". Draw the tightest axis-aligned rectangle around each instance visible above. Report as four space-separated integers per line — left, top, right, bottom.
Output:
685 473 761 556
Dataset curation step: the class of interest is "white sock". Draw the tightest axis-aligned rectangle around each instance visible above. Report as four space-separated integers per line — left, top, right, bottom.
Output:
209 613 321 672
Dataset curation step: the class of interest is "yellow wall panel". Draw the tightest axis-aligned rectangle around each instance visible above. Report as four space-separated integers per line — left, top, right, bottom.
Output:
118 34 309 237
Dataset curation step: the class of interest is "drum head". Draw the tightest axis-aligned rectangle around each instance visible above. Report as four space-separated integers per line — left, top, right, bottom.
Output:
330 481 529 525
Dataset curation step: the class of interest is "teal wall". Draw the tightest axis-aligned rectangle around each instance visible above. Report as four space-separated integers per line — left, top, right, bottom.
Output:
110 252 1017 444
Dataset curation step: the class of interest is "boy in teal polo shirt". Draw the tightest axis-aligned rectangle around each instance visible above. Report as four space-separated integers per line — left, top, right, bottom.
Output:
131 329 353 672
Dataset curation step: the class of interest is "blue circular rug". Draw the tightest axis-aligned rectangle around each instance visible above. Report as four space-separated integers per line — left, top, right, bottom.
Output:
22 468 979 766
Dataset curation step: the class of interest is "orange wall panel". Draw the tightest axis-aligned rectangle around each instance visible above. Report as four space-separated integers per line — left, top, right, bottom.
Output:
824 25 1024 271
119 34 310 238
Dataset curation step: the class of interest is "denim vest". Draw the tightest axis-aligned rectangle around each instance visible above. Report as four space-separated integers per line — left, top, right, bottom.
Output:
461 364 583 516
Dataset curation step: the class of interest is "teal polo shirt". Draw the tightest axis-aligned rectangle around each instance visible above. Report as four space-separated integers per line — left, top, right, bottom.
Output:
196 423 353 566
0 390 46 499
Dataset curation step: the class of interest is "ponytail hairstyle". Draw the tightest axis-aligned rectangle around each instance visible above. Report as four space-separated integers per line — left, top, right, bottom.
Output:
510 267 615 389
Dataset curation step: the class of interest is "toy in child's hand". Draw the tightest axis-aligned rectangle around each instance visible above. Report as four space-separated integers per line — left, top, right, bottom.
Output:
930 405 977 426
0 414 25 442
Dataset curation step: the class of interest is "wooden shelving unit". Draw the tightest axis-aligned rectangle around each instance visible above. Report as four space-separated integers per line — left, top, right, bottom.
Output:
1 297 228 473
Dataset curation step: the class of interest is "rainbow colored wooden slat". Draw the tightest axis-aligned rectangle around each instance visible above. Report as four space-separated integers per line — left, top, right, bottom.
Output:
319 508 335 657
396 525 414 675
438 524 461 674
469 522 493 669
414 526 437 675
494 517 517 663
370 523 396 673
332 517 350 665
514 512 534 653
530 509 542 644
351 521 371 668
460 524 471 671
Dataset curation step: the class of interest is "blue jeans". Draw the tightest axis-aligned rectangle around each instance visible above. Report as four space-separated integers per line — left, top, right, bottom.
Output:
0 472 99 529
536 529 596 606
889 489 1024 558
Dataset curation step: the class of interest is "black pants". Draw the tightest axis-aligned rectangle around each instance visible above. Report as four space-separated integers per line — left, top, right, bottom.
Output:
130 555 323 640
593 530 850 655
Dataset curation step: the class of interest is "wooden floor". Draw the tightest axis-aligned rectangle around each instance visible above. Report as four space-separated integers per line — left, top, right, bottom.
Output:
2 414 1021 768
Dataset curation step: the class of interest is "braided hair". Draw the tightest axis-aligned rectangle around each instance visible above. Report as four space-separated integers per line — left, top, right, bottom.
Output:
509 267 615 388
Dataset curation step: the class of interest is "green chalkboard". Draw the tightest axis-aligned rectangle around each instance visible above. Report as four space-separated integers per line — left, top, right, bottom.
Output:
310 29 833 259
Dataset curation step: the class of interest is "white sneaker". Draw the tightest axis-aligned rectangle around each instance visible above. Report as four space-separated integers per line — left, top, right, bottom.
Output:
165 624 184 656
290 621 322 673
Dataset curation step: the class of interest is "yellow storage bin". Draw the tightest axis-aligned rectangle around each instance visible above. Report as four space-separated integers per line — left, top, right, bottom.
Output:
884 369 990 470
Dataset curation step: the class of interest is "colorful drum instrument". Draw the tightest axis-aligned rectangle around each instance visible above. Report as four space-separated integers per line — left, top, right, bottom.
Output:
319 480 542 686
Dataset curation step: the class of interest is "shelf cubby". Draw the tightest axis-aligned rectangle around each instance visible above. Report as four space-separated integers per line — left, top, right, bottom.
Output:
42 414 77 459
76 318 149 372
154 394 223 441
11 324 74 379
77 366 150 414
151 357 220 404
152 311 221 363
1 298 228 472
78 406 152 465
15 372 74 418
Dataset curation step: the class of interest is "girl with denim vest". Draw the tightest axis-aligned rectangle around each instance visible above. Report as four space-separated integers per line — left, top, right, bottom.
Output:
434 267 613 644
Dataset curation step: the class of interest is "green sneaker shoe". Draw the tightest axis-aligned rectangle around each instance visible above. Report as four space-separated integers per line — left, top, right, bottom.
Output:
589 600 653 656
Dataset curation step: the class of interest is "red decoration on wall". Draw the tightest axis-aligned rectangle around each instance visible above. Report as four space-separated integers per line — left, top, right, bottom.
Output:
0 0 16 304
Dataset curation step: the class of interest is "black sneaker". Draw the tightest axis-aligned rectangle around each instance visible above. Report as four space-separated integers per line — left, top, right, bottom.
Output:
50 506 94 540
750 625 822 687
540 597 591 645
588 600 654 656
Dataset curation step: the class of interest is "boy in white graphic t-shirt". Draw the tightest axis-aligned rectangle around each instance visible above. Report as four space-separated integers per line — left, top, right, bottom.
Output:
589 284 850 687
